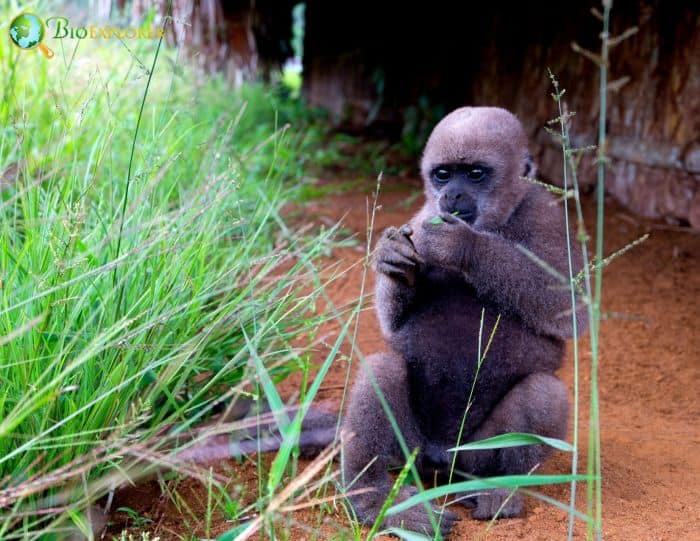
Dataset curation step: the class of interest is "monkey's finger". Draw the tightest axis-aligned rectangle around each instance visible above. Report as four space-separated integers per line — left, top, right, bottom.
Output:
396 235 418 257
386 508 456 538
385 226 418 252
376 257 413 272
375 261 416 286
399 224 414 237
456 494 477 509
399 224 419 251
472 489 523 520
379 248 419 268
439 212 472 230
386 238 423 263
414 508 458 538
382 226 400 241
378 234 421 260
436 508 459 537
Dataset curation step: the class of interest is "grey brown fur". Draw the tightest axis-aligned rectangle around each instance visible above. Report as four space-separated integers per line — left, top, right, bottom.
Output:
341 107 587 535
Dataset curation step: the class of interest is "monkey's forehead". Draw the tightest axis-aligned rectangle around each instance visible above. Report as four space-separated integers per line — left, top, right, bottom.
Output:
436 106 524 132
421 133 525 173
420 107 528 170
432 108 526 144
424 136 519 160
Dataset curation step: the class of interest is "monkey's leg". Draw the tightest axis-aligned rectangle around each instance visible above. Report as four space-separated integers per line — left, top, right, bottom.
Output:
342 352 458 536
455 373 569 520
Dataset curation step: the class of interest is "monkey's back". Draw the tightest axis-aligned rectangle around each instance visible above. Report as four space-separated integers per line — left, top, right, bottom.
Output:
389 267 564 444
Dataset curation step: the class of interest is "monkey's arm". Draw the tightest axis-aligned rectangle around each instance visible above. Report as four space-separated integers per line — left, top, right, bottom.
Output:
373 226 422 337
415 213 587 339
466 230 588 339
375 273 416 337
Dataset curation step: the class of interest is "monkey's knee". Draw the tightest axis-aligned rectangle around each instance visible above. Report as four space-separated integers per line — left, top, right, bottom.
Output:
342 352 410 440
515 373 569 439
462 373 569 475
342 353 426 525
497 373 568 473
342 353 417 482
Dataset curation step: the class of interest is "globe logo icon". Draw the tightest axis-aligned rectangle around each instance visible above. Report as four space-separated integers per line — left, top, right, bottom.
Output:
9 13 54 58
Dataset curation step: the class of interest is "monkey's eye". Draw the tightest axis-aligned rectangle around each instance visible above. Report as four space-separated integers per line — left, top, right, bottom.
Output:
434 168 451 182
467 168 486 182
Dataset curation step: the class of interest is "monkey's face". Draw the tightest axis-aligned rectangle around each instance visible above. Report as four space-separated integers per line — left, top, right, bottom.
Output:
420 107 534 231
429 163 491 225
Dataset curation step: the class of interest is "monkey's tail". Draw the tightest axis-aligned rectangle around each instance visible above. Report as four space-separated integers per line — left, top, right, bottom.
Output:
174 403 339 464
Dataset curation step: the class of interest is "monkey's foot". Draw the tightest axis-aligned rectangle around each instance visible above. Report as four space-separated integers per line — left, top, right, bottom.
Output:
458 488 523 520
381 487 458 537
419 441 450 474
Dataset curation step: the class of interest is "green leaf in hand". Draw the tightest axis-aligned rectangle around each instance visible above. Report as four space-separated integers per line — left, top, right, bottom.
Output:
429 211 459 225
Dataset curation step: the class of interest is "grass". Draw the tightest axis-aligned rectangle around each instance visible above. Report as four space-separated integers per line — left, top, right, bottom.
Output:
0 6 350 539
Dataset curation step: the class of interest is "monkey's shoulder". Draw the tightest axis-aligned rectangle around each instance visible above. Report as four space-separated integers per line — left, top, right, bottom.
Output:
502 186 569 243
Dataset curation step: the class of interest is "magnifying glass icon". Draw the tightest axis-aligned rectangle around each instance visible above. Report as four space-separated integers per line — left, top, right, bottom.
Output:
9 12 55 59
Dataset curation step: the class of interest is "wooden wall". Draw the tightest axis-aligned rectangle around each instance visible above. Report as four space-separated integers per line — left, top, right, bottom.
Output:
303 1 700 228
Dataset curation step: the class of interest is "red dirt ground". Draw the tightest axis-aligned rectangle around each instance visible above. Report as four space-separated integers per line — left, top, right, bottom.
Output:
108 177 700 540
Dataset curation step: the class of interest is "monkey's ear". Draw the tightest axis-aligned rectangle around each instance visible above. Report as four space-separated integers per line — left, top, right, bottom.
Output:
523 153 537 179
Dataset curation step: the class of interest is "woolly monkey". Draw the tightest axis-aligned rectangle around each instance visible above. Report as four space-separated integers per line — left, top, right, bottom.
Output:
342 107 587 536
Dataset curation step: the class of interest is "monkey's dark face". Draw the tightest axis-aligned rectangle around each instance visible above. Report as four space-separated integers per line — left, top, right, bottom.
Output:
421 107 535 230
430 163 492 224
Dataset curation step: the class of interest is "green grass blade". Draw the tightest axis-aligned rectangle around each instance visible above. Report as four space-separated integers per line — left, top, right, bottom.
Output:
384 529 433 541
387 474 592 516
366 449 419 539
449 432 574 453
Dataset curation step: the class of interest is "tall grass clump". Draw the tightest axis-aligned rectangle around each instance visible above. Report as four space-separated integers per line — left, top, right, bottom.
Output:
0 8 338 539
554 3 640 539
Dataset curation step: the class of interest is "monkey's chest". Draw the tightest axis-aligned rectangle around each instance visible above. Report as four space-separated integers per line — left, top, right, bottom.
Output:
397 283 516 440
406 356 470 433
405 349 515 441
395 275 503 367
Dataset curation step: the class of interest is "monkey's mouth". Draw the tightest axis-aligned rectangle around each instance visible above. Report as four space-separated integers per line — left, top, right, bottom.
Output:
441 206 477 224
439 197 477 224
453 211 477 224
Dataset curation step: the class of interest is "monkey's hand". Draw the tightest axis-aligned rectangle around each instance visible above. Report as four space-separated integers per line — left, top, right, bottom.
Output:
374 225 422 286
416 212 475 272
